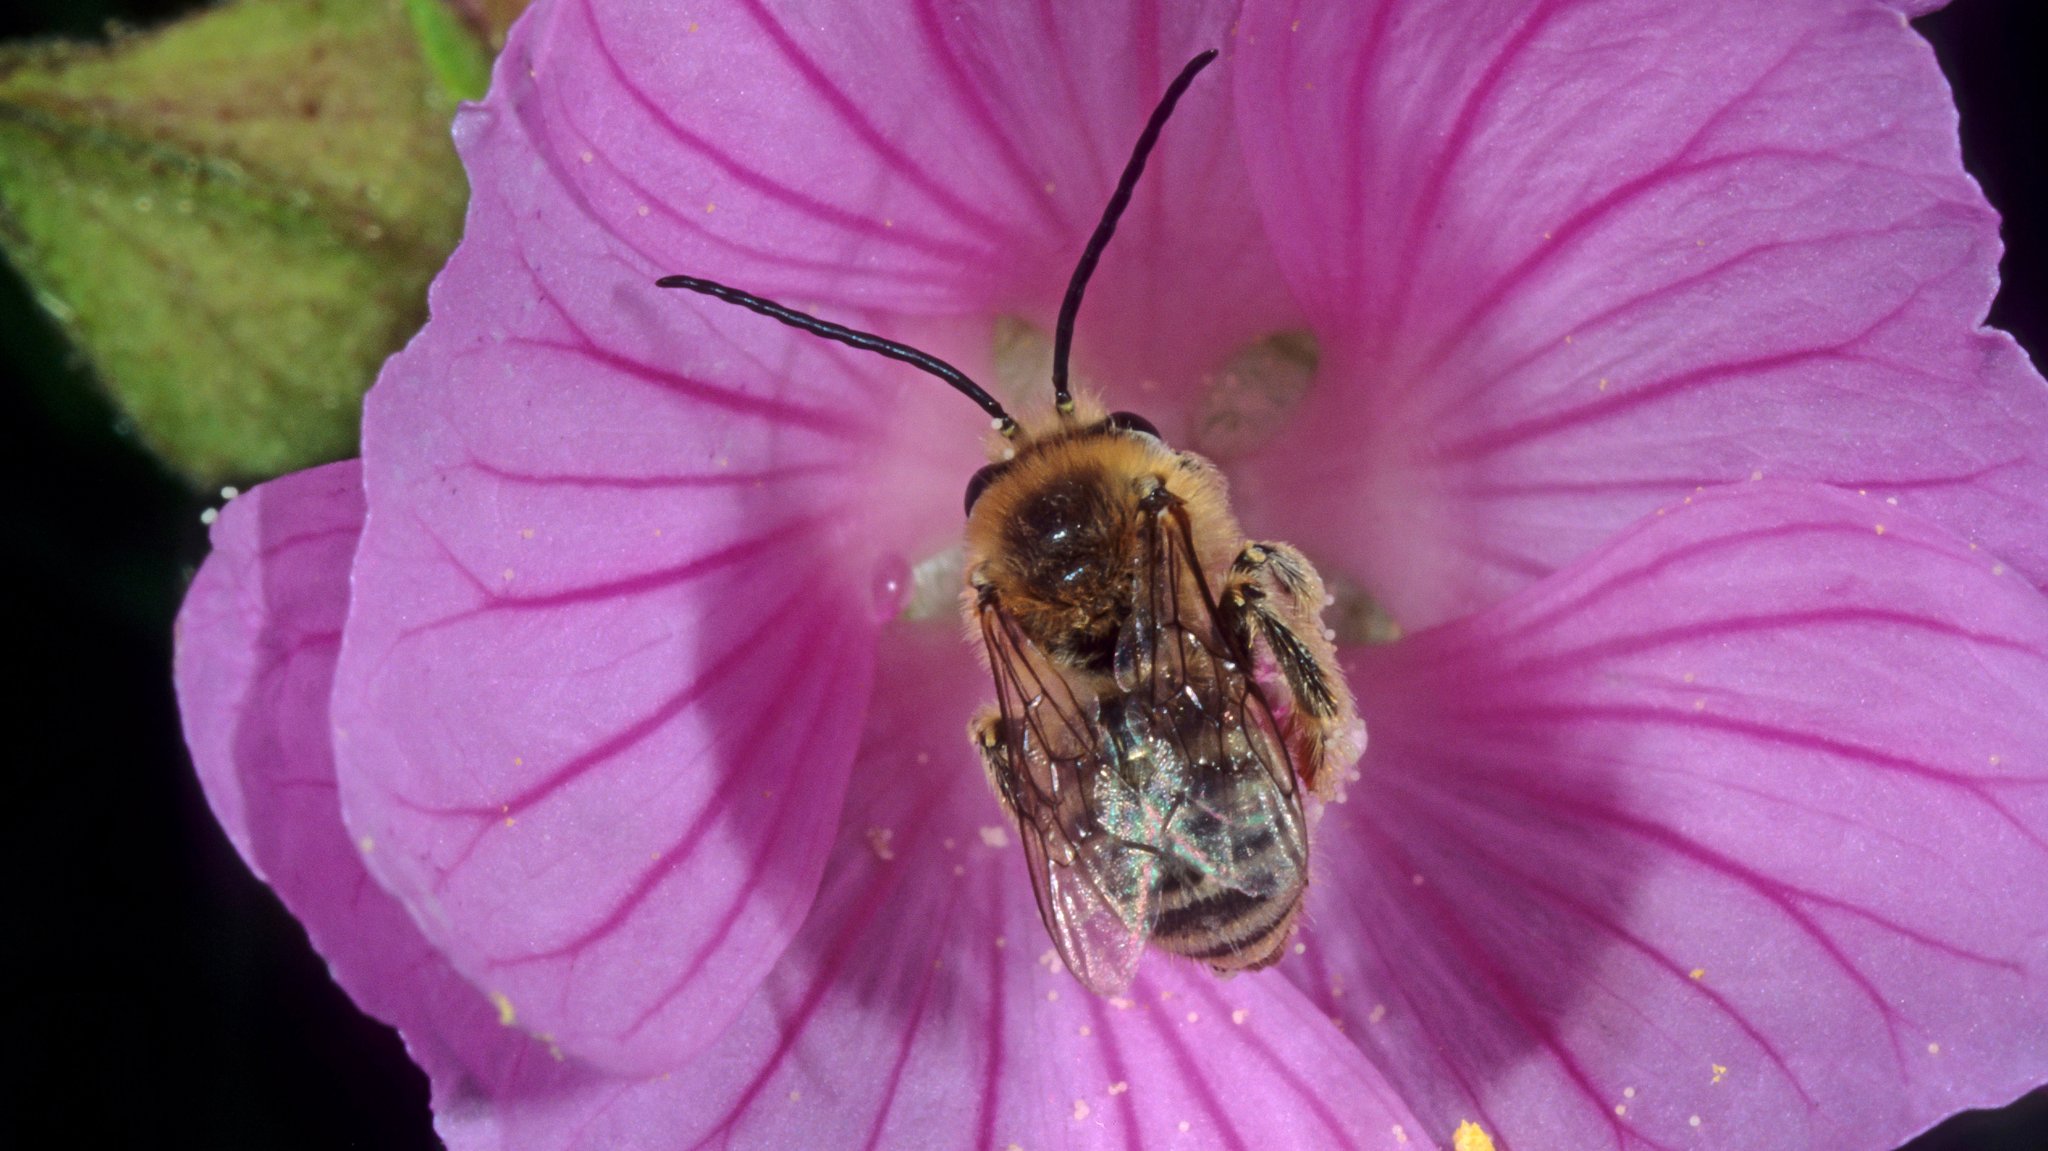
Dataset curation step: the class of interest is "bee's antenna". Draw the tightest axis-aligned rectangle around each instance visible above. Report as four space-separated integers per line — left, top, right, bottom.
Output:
657 274 1017 436
1050 48 1219 415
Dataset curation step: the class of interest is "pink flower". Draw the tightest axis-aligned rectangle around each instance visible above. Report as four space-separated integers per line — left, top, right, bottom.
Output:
176 2 2048 1148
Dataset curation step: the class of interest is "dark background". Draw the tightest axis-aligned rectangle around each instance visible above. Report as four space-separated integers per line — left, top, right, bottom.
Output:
2 1 2043 1147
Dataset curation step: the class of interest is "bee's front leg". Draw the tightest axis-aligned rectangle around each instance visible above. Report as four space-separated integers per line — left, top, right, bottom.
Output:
1221 542 1363 799
969 706 1020 822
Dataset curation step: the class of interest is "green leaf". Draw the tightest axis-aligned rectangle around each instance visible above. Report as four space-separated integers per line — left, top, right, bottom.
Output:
406 0 493 102
0 0 471 484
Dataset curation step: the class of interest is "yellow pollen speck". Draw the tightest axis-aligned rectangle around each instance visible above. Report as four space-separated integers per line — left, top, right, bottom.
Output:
1690 1115 1702 1128
1656 507 1667 515
1564 334 1574 344
1078 1025 1091 1036
1614 1104 1627 1116
1369 1003 1387 1023
1993 563 2007 576
503 817 515 828
1453 1120 1497 1151
1623 1087 1636 1099
1991 754 2002 766
1543 231 1553 240
980 825 1010 848
502 568 516 581
1682 672 1696 683
1109 997 1134 1010
1232 1009 1248 1025
1690 968 1706 980
1597 377 1609 391
1875 524 1886 535
491 991 516 1027
1160 990 1175 1001
520 528 534 539
653 528 663 537
1072 1099 1090 1121
513 756 523 767
1293 942 1306 955
358 835 375 854
1928 1042 1942 1055
1109 1080 1128 1094
1751 469 1764 481
1393 1124 1409 1144
1693 699 1707 711
1711 1063 1728 1084
884 218 895 228
788 1089 801 1102
1886 496 1899 505
1178 1121 1191 1133
865 827 895 861
1185 1011 1200 1023
1291 18 1301 30
995 936 1007 949
705 202 716 213
1047 990 1060 1002
635 204 649 217
579 150 593 164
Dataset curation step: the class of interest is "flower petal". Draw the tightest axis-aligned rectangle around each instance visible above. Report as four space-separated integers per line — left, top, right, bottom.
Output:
172 462 538 1118
509 0 1295 411
437 626 1430 1150
329 52 889 1073
1300 482 2048 1150
1232 0 2048 627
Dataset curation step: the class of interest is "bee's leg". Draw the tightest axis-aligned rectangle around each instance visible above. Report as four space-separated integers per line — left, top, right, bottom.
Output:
1222 542 1363 799
968 706 1020 822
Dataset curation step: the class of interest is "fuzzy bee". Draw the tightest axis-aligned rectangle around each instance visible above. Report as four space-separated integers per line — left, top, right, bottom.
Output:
661 49 1362 995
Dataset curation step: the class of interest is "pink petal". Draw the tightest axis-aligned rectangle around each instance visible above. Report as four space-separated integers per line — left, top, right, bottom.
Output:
329 69 886 1076
1299 481 2048 1150
172 462 539 1118
440 627 1431 1151
509 0 1295 413
1232 0 2048 628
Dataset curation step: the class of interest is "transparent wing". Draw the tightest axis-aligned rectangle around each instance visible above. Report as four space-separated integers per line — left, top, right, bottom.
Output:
1121 492 1306 907
978 600 1151 996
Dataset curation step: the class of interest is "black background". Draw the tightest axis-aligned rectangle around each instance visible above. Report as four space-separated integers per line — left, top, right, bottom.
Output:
2 1 2042 1147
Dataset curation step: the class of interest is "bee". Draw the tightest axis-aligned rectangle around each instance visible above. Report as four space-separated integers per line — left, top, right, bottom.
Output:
659 49 1362 995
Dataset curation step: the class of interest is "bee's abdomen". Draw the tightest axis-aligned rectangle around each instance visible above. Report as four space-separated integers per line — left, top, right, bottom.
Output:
1148 853 1305 972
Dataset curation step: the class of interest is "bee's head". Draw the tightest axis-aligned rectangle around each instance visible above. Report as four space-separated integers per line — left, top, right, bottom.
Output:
964 409 1166 516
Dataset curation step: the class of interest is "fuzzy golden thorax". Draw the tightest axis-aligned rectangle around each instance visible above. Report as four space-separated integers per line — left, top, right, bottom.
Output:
962 402 1245 679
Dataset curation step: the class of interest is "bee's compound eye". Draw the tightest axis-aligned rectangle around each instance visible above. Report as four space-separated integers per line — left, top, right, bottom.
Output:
965 462 1004 516
1105 410 1162 441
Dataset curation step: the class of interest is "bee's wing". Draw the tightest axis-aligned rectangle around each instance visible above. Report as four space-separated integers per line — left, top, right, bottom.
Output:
1125 494 1307 899
977 603 1153 996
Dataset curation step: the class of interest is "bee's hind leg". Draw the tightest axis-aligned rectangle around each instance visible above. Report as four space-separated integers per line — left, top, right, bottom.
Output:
968 706 1021 822
1221 542 1363 799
